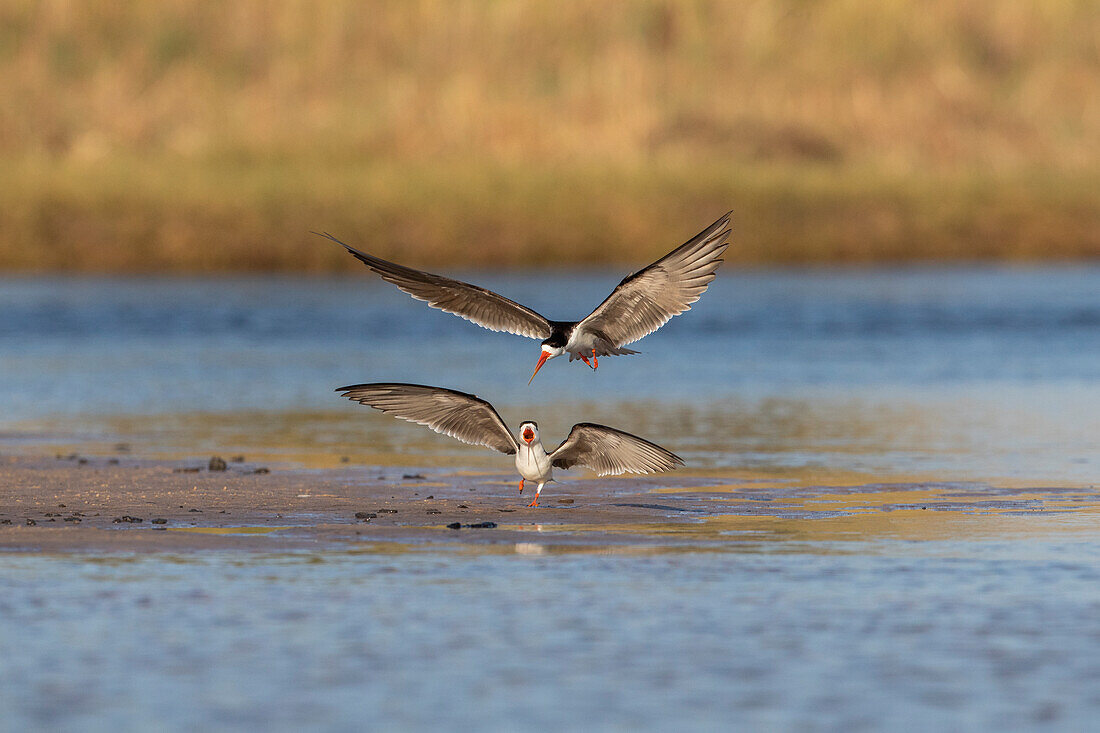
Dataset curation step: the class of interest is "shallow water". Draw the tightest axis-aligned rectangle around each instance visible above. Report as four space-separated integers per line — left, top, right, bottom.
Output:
1 267 1099 730
3 539 1100 731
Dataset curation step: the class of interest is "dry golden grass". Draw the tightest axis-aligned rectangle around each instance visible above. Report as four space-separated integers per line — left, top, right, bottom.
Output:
1 0 1099 270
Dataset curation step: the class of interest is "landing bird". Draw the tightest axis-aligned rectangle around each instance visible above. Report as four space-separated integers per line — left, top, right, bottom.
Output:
337 383 684 507
318 211 732 383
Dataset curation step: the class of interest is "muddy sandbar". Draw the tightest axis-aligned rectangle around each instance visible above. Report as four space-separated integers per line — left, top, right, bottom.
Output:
2 453 1097 554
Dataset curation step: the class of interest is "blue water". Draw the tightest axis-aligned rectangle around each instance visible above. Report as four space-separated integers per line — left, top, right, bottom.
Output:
3 542 1100 731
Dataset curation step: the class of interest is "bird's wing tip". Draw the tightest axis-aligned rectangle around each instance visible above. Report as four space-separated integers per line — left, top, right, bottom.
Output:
313 230 354 249
711 210 733 229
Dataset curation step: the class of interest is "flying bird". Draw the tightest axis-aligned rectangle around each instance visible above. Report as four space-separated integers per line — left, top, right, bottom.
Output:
318 211 732 383
337 383 684 507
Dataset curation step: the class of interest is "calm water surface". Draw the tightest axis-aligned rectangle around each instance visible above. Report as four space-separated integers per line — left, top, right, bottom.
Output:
3 541 1100 731
1 267 1098 731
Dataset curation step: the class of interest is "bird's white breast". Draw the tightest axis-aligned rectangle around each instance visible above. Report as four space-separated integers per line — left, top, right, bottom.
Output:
515 442 553 482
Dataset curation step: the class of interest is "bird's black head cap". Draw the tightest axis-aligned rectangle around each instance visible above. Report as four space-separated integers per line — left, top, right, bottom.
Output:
543 331 567 348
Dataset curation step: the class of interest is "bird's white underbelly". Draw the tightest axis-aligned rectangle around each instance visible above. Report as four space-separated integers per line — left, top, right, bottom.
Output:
515 444 553 483
565 329 597 354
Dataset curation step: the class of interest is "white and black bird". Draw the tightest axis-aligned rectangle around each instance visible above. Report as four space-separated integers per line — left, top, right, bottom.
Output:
318 211 732 383
337 383 684 506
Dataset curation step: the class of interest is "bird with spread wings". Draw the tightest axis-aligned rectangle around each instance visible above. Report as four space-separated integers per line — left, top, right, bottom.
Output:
318 212 732 383
337 383 683 506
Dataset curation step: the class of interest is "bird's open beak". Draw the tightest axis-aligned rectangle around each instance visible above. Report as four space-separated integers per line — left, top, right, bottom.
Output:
523 428 534 443
528 351 550 384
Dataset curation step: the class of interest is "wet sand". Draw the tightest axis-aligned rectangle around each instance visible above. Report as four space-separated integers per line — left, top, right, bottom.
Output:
3 453 1098 554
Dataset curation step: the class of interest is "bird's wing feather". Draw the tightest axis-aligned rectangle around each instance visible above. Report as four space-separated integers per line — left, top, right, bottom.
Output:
575 211 732 347
550 423 684 476
337 383 518 455
318 233 552 340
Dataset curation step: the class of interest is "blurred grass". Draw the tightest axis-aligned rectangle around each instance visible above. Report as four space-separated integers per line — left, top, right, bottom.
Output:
2 0 1099 270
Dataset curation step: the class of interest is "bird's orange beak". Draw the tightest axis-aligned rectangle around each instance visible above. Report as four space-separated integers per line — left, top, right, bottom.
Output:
528 351 550 385
523 428 534 443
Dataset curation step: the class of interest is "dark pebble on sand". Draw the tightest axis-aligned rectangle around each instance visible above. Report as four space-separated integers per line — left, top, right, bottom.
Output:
108 458 119 465
25 519 36 526
457 504 468 509
189 508 202 513
340 456 350 463
426 495 434 500
58 504 66 508
354 512 377 520
113 516 143 523
208 456 227 471
63 517 81 523
253 467 270 474
152 518 167 524
115 443 131 452
231 455 245 463
426 509 441 515
467 522 497 529
78 458 88 465
377 509 398 514
403 473 425 479
174 467 200 473
44 512 60 517
446 522 462 530
1 519 11 524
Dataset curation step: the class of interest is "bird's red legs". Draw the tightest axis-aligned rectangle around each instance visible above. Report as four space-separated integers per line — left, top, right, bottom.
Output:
527 484 543 507
579 350 599 370
518 479 525 494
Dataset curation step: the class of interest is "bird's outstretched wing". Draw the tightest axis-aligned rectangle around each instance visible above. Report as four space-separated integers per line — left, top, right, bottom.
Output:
337 383 519 455
550 423 684 476
318 233 552 340
574 211 732 347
